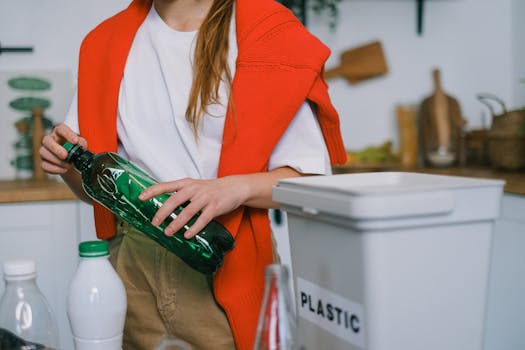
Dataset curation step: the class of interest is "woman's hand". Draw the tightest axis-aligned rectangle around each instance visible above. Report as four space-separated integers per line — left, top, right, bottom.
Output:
40 123 92 203
139 167 301 239
139 177 250 239
40 123 87 174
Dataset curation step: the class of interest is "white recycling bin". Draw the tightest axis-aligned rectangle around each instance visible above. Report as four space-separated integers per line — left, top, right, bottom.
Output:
272 172 504 350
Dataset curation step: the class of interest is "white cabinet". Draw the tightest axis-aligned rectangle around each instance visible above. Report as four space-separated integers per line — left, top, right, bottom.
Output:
0 200 91 350
1 192 523 349
485 193 525 350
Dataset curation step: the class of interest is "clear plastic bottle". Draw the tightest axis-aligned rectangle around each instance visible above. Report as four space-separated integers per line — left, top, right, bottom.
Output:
253 264 298 350
154 335 192 350
0 260 60 349
67 240 127 350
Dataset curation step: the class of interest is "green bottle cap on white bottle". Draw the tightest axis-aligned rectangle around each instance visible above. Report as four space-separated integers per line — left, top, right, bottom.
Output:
78 241 109 258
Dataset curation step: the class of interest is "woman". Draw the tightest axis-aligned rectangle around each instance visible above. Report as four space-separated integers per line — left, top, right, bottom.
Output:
40 0 346 348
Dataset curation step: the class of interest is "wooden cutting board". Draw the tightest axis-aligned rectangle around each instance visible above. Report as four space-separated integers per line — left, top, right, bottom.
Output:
324 41 388 84
418 68 466 163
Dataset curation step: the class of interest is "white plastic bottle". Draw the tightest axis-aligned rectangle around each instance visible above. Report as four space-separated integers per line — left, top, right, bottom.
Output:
67 240 127 350
0 259 60 349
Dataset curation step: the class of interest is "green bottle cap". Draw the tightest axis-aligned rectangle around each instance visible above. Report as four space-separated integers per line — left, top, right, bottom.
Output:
63 142 74 152
63 142 82 163
79 240 109 257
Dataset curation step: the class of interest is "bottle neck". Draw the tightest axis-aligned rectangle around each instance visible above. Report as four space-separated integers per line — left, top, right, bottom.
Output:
80 255 109 261
66 144 94 172
3 277 38 291
78 256 111 268
264 265 289 286
75 151 94 172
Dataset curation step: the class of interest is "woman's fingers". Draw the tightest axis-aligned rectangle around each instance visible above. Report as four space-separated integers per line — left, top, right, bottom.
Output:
180 206 214 239
139 178 189 201
142 179 213 237
41 160 69 174
141 177 244 239
76 136 88 149
164 199 203 237
151 189 191 227
40 146 70 169
54 124 80 144
41 124 83 159
40 133 70 174
39 123 87 175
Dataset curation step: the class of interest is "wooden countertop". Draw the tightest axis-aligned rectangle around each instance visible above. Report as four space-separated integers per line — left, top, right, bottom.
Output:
1 166 524 204
409 167 525 196
333 165 525 196
0 178 77 203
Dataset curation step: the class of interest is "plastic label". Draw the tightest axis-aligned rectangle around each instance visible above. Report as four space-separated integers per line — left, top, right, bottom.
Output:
297 277 365 348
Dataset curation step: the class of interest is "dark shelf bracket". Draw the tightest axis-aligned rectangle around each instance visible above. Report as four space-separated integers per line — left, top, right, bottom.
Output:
0 42 34 55
416 0 425 35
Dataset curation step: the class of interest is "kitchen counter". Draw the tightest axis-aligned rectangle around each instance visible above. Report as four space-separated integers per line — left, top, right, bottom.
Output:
332 165 525 196
1 166 524 203
410 167 525 196
0 178 76 203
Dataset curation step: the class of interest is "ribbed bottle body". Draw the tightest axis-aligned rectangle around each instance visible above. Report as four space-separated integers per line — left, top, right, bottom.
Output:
64 143 234 274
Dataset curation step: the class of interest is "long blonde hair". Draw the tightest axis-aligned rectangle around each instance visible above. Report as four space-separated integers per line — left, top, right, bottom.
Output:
186 0 234 135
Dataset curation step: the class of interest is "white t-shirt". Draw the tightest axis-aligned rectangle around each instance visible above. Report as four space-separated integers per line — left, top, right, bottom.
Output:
64 5 330 182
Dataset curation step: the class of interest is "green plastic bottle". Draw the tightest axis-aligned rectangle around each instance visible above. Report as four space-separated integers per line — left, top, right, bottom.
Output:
63 142 235 274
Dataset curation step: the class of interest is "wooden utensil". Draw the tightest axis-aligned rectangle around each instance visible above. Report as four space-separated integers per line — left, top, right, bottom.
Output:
397 105 418 168
418 68 466 166
432 69 451 150
324 41 388 84
31 108 46 181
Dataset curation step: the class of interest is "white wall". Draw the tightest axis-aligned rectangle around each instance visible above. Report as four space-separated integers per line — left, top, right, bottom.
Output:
308 0 515 150
512 0 525 108
0 0 520 161
0 0 129 72
0 0 129 178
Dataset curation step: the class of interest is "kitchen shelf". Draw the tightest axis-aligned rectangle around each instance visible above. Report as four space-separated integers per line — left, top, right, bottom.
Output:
0 178 76 203
1 167 524 204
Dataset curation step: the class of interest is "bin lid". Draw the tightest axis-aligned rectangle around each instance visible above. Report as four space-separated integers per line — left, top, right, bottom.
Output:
273 172 505 220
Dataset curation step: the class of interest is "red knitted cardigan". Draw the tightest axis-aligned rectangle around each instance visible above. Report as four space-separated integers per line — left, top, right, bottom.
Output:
76 0 346 348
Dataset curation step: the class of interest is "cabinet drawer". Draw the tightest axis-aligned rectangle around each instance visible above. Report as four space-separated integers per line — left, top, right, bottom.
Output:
0 201 75 231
